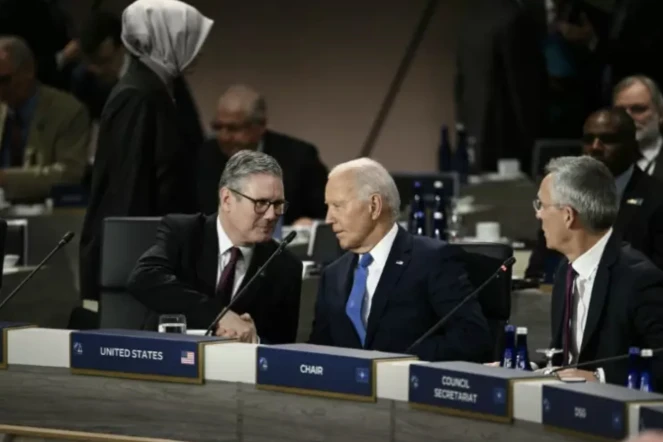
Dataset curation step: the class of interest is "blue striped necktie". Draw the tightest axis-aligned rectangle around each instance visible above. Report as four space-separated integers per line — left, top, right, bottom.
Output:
346 253 373 346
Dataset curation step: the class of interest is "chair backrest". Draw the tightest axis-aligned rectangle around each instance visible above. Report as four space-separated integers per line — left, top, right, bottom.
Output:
308 221 344 267
0 219 6 290
450 241 513 360
5 219 28 266
98 217 161 329
531 139 582 180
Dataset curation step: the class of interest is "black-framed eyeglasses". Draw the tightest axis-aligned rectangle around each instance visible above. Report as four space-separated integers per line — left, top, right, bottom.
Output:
228 188 289 215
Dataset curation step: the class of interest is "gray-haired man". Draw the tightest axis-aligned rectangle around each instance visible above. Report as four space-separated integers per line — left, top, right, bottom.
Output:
129 150 303 343
535 156 663 391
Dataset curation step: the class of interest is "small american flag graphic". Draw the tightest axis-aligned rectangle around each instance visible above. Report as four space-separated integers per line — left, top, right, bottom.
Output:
180 351 195 365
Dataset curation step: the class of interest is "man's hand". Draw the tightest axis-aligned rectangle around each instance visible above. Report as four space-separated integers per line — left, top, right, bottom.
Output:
556 368 598 382
215 310 257 343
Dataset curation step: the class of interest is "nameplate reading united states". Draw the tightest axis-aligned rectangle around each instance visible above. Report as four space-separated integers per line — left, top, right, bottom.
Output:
408 361 548 423
542 382 663 440
0 321 33 369
640 405 663 432
70 329 232 383
256 343 415 401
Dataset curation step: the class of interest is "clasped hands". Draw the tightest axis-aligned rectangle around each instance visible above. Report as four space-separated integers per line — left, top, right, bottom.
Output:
214 310 258 343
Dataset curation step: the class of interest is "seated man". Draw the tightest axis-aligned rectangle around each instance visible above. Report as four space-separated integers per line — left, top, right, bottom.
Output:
128 151 302 344
196 84 328 226
309 158 492 362
526 107 663 277
0 36 89 201
535 156 663 390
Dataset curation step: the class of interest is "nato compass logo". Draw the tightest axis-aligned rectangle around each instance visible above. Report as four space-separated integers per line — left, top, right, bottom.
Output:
355 367 370 383
410 374 419 389
258 357 269 372
73 342 83 356
492 387 506 404
542 397 551 413
612 411 623 430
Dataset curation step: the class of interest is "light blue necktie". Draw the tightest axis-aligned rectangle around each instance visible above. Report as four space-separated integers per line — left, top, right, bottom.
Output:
346 253 373 346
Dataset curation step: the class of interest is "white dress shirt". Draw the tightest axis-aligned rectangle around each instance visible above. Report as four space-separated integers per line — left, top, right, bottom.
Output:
360 223 399 325
569 228 612 363
637 136 662 175
216 218 253 298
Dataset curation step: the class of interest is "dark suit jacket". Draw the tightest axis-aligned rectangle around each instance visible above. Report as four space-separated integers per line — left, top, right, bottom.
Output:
127 213 303 344
309 226 492 362
527 167 663 277
79 57 198 301
549 235 663 391
196 130 328 225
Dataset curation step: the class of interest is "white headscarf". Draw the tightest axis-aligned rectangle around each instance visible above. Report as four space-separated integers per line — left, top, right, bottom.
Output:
121 0 214 79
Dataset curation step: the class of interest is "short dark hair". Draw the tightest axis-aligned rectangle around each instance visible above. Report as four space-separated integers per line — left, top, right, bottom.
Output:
79 11 122 56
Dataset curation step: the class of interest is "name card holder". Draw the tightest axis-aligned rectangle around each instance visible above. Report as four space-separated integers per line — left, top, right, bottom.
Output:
0 322 34 369
639 405 663 432
70 329 233 384
255 343 416 402
408 361 550 424
542 383 663 440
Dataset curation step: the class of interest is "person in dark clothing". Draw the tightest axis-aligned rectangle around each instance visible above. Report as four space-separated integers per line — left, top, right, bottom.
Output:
79 0 213 301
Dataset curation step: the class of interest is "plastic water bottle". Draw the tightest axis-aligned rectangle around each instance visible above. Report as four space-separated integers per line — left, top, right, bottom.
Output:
515 327 532 371
639 349 653 392
500 325 516 369
409 181 426 235
431 181 447 240
454 123 469 184
438 125 452 172
626 347 640 390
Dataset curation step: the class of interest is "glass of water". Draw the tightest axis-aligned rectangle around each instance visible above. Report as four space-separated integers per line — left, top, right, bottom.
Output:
158 314 187 334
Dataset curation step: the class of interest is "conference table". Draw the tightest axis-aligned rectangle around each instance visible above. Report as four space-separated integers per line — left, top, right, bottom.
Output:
1 326 662 442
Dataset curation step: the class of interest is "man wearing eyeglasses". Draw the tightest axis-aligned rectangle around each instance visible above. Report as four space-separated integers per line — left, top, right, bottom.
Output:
526 107 663 279
128 150 303 343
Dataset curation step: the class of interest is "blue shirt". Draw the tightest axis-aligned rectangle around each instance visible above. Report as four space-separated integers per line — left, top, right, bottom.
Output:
1 91 38 168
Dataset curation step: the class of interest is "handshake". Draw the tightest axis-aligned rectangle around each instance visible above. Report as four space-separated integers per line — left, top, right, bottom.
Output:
214 310 258 343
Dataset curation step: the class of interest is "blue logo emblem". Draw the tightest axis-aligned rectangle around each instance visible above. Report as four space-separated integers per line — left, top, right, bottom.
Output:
258 357 269 371
492 387 506 404
355 367 370 383
410 375 419 389
73 342 83 355
542 398 551 413
612 412 623 430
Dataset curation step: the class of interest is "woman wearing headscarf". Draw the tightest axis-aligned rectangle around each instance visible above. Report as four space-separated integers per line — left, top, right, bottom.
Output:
79 0 213 303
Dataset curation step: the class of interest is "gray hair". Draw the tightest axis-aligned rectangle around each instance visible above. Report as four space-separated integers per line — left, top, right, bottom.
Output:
219 150 282 191
330 158 401 222
613 75 663 115
544 156 618 234
217 84 267 124
0 36 35 71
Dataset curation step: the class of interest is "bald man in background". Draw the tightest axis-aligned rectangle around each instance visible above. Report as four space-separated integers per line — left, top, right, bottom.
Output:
196 84 328 226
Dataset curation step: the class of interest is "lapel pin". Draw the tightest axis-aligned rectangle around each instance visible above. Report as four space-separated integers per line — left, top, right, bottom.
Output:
626 198 643 206
395 260 404 265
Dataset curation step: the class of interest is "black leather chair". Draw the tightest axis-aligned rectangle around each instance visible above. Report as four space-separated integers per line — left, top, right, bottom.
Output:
0 218 7 290
5 219 28 266
451 242 513 361
98 217 161 329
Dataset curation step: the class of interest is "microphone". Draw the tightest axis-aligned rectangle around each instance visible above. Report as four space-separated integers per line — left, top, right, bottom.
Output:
0 231 76 312
550 347 663 373
204 230 298 336
405 255 516 354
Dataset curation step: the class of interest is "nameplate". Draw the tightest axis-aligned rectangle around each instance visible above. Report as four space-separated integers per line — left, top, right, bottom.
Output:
0 322 33 369
640 405 663 431
70 329 232 384
256 343 415 401
542 383 663 440
408 361 548 423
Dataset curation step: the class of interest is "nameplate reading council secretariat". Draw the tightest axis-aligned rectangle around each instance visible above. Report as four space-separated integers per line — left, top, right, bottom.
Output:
0 322 33 369
640 405 663 431
256 343 415 401
408 361 548 423
70 329 232 383
542 382 663 440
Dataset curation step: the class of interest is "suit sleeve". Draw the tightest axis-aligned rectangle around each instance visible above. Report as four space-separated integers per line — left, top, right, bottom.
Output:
416 247 493 362
309 269 334 345
260 257 302 344
127 216 223 326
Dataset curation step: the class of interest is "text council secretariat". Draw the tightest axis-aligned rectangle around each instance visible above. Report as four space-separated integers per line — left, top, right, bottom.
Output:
434 375 477 403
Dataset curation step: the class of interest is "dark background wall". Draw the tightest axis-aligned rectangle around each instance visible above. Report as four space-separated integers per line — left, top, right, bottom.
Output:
67 0 464 171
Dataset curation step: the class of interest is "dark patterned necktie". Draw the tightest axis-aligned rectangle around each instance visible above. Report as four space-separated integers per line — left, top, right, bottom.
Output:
217 247 242 306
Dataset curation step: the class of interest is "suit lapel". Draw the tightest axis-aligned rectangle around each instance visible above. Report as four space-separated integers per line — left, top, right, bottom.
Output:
196 214 219 295
580 234 619 355
24 85 47 166
653 150 663 181
550 261 567 349
615 168 643 234
365 227 412 347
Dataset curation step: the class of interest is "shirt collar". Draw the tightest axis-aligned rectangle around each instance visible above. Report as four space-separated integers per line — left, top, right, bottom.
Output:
216 216 253 262
614 165 634 201
571 228 612 280
360 223 398 269
119 53 131 79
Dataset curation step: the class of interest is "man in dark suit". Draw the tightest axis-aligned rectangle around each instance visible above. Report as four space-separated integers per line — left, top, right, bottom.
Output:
196 84 327 226
309 158 492 362
128 151 302 343
526 107 663 278
535 156 663 389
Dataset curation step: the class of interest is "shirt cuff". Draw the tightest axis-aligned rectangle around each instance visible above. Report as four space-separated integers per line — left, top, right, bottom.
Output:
595 367 606 383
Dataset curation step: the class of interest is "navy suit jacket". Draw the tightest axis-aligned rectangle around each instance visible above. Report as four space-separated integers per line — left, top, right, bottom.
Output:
309 226 493 362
